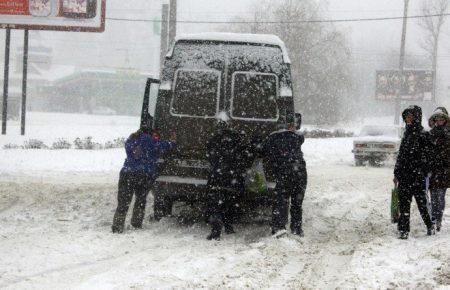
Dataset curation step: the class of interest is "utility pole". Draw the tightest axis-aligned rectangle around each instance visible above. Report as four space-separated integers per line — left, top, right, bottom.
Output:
21 29 29 135
160 4 169 72
395 0 409 125
2 28 11 135
168 0 177 47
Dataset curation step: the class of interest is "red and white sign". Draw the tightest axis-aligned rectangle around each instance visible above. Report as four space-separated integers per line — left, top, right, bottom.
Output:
0 0 105 32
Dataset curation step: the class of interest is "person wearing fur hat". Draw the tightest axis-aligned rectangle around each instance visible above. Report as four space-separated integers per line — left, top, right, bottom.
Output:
428 107 450 232
394 105 434 239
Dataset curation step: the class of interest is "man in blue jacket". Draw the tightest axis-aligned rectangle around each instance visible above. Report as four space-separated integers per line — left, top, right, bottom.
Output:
112 127 176 233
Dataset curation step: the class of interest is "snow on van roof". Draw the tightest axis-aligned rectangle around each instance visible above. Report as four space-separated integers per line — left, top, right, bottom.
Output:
169 32 291 63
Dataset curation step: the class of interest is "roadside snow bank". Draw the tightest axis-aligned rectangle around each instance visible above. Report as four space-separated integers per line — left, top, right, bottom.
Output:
0 138 355 173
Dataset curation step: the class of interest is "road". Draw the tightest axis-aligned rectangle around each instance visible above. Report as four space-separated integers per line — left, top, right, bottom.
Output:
0 165 449 289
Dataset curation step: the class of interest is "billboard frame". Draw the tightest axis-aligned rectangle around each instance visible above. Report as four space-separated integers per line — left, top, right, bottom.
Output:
0 0 106 33
375 69 435 102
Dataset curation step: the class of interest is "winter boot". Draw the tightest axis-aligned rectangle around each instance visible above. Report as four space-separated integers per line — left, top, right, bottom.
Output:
272 228 287 238
436 221 441 232
292 228 304 237
224 223 235 234
112 225 124 234
207 216 223 241
112 214 126 234
427 226 436 236
399 231 409 240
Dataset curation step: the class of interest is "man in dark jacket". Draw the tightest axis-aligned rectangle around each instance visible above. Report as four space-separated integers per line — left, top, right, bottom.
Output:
205 120 253 240
263 121 307 237
394 105 434 239
112 127 176 233
428 107 450 231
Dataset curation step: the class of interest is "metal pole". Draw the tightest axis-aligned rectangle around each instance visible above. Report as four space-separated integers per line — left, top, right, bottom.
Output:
2 28 11 135
168 0 177 47
395 0 409 125
160 4 169 72
21 29 29 135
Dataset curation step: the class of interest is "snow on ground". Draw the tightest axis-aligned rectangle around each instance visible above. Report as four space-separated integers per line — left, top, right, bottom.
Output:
0 112 449 289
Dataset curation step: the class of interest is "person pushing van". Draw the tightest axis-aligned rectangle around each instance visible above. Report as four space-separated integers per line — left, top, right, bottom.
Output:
262 118 307 237
205 118 254 240
112 126 176 233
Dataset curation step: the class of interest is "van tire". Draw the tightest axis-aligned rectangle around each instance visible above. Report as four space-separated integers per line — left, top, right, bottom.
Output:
153 186 173 221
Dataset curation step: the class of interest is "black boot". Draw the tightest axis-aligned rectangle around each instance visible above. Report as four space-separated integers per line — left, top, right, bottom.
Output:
427 226 436 236
399 231 409 240
112 213 126 233
224 223 235 234
112 225 124 234
207 216 222 241
436 221 441 232
292 228 304 237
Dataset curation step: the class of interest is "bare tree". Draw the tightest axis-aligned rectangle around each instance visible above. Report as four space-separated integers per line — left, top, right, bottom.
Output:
418 0 448 102
228 0 352 124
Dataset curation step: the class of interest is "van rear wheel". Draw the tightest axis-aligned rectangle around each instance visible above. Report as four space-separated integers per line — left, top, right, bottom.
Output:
153 184 173 221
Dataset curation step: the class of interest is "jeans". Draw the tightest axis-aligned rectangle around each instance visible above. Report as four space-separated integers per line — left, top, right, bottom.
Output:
430 188 447 225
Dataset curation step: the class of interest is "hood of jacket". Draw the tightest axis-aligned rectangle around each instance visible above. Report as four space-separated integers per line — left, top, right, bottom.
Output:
428 107 449 128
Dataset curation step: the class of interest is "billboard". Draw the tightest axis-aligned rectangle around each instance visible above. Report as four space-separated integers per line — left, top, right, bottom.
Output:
375 70 434 101
0 0 105 32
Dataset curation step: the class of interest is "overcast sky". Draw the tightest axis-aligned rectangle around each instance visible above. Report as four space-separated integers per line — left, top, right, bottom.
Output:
0 0 449 89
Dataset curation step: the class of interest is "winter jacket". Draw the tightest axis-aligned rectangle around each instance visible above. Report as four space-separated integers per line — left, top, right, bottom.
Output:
262 129 306 181
121 133 176 178
206 128 253 189
394 105 432 184
428 108 450 189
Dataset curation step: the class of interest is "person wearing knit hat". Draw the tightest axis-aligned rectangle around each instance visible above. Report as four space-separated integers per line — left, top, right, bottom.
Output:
428 107 450 232
394 105 434 239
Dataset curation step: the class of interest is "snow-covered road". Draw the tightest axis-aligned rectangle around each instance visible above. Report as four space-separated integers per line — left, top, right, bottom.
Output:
0 112 449 289
1 164 449 289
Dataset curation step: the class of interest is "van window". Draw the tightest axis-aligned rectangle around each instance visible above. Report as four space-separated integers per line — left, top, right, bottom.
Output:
171 69 220 118
231 72 278 121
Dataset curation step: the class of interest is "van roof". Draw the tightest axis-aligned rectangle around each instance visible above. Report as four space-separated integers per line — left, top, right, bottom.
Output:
168 32 291 64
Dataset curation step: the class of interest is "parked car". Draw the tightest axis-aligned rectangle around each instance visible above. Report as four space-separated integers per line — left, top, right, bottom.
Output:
352 125 403 166
140 32 297 220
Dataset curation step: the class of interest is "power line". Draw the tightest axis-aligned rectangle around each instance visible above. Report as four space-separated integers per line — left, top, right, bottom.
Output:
106 12 450 24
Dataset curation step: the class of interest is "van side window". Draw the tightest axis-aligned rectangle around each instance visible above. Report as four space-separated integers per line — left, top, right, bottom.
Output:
171 69 220 118
231 72 278 121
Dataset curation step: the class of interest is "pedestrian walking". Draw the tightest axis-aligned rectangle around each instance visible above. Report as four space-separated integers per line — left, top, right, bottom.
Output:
262 119 307 237
394 105 434 239
428 107 450 232
112 127 176 233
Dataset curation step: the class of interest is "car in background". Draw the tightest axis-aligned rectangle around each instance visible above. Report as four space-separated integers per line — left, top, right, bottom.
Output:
352 125 403 166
